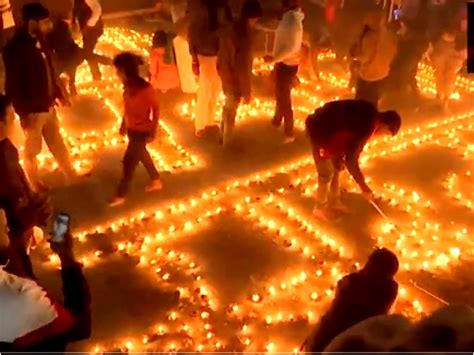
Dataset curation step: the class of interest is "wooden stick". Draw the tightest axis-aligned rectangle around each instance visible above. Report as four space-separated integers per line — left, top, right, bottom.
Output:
410 280 450 306
369 200 403 233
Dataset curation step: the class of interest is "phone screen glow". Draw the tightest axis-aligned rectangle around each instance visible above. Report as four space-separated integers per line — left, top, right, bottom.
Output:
53 214 69 242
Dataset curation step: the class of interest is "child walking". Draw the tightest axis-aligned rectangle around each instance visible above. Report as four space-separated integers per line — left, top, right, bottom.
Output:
109 52 163 207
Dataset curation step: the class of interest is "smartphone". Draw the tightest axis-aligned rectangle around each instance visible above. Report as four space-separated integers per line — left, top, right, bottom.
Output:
393 9 401 20
52 213 70 243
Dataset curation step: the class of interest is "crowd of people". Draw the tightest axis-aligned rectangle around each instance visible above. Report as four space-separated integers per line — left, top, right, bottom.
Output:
0 0 472 352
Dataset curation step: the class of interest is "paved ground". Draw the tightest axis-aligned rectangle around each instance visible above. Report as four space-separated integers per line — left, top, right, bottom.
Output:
6 26 473 352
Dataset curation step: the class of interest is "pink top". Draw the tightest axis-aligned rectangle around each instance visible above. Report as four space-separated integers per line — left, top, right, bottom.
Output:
149 48 180 93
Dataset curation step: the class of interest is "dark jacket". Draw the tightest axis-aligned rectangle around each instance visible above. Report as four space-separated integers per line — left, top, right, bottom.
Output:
0 139 50 234
48 20 83 68
0 262 92 353
307 99 377 153
73 0 104 36
217 19 253 97
3 28 64 116
306 99 379 191
388 31 427 91
0 139 31 214
187 0 232 57
306 271 398 352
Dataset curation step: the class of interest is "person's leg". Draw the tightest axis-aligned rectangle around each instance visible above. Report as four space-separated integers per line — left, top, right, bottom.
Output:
373 79 383 108
282 65 298 139
328 159 341 204
173 36 198 94
0 210 8 252
313 150 335 208
195 55 214 133
221 93 240 145
42 109 76 179
21 113 47 189
434 66 445 101
66 65 78 96
116 133 143 198
207 56 221 128
310 46 320 81
328 158 350 213
139 138 160 181
92 53 113 65
445 66 460 98
82 28 102 80
442 68 459 111
355 79 379 107
272 63 284 127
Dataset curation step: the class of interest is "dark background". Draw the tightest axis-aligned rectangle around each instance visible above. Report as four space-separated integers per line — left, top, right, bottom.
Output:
10 0 156 19
468 2 474 73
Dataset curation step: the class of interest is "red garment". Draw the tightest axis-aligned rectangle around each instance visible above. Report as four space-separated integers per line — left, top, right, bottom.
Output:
14 299 74 349
319 130 362 159
325 0 340 25
149 48 180 93
123 84 160 133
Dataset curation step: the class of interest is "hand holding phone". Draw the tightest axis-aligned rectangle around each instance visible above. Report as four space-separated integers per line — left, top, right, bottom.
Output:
52 213 70 243
393 9 400 20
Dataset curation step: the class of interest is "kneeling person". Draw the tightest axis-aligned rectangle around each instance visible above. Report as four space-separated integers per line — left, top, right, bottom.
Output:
305 99 401 220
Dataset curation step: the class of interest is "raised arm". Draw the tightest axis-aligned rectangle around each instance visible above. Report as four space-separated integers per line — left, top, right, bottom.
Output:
85 0 102 27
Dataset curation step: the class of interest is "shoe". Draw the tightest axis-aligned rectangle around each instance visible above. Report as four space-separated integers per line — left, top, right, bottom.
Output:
108 196 125 207
313 206 341 221
283 136 296 144
146 179 164 192
195 129 206 138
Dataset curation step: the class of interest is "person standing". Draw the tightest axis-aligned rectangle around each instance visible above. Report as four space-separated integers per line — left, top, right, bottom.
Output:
387 19 427 102
0 95 52 279
0 0 15 92
188 0 232 137
0 0 14 46
305 99 401 220
167 0 198 94
149 30 180 93
429 28 467 112
109 52 163 207
265 0 305 144
49 12 111 96
351 8 398 108
73 0 103 80
217 0 262 146
3 3 76 192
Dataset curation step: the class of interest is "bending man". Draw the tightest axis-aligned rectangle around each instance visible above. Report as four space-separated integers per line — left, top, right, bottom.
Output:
305 99 401 220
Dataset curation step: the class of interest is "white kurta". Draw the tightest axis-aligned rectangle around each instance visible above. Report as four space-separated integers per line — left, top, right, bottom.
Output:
0 0 15 30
